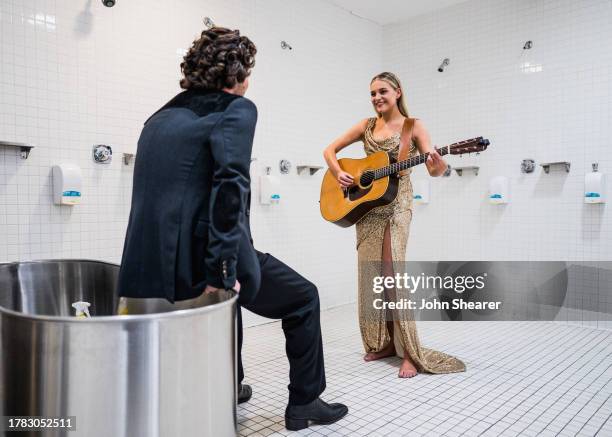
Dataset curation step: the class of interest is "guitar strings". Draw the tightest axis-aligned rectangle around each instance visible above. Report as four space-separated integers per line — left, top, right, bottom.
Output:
372 137 482 180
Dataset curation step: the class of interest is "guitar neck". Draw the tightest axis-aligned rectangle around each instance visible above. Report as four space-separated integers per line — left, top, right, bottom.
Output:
373 146 450 180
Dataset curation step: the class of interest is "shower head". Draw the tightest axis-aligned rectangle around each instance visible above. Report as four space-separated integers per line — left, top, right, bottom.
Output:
102 0 115 6
438 58 450 72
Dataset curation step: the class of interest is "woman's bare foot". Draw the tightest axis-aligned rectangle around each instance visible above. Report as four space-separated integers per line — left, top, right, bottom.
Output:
398 352 418 378
364 343 395 362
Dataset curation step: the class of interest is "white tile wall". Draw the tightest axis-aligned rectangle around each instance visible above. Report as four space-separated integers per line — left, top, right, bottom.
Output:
382 0 612 330
1 0 611 329
0 0 382 326
383 0 612 263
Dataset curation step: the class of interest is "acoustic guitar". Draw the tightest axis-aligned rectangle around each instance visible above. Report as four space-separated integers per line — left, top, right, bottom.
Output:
319 137 490 227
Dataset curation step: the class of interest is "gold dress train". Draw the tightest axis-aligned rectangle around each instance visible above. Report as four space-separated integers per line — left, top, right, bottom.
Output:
356 117 465 374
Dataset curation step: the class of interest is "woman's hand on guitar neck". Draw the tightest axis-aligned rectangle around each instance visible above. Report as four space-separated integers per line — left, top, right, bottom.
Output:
334 169 354 188
425 147 448 177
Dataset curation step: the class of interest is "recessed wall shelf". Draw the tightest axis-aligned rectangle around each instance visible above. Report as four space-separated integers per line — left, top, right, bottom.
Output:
540 161 570 173
0 141 34 159
122 153 136 165
454 166 479 176
297 165 323 176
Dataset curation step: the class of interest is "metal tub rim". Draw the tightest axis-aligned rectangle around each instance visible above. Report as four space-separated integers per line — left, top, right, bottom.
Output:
0 258 237 323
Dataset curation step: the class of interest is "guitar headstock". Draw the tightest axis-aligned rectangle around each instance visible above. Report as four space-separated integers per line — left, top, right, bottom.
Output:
448 137 490 155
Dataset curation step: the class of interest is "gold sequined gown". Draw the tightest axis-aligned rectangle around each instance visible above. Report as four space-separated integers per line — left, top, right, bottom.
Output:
356 117 465 374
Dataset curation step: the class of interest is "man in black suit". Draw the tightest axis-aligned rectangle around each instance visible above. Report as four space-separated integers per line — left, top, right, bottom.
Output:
117 27 347 431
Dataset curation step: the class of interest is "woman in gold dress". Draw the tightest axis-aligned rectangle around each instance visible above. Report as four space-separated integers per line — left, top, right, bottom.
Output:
323 72 466 378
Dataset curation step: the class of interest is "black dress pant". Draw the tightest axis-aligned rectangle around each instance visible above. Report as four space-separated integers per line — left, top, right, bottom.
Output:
236 250 326 406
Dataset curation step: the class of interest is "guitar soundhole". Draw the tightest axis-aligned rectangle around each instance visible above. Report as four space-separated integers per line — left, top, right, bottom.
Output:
347 185 371 201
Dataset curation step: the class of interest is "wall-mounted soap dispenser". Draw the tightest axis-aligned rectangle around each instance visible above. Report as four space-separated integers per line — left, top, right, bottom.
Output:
259 167 281 205
52 164 82 205
489 176 509 204
585 163 605 203
412 179 430 204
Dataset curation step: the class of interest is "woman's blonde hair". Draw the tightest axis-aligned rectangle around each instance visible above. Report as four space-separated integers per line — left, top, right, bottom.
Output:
370 72 409 118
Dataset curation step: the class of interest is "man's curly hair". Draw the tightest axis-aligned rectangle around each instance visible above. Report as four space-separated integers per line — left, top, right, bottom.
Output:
180 27 257 91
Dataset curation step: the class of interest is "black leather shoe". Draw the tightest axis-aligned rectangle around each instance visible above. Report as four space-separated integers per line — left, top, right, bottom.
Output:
238 384 252 404
285 398 348 431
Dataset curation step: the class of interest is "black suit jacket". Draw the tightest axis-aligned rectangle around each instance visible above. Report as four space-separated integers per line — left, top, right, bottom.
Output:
117 89 258 302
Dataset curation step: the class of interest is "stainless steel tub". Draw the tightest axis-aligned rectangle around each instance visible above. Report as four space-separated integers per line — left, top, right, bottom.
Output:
0 260 238 437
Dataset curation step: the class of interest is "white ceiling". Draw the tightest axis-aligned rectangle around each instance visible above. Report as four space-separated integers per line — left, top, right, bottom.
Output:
326 0 471 25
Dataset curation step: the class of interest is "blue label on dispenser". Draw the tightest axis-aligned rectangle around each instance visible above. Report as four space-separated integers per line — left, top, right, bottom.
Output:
585 192 601 198
414 194 423 200
271 194 280 199
62 191 81 197
490 194 502 199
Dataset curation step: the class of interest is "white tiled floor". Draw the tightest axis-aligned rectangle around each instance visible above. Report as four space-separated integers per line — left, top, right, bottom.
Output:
238 303 612 437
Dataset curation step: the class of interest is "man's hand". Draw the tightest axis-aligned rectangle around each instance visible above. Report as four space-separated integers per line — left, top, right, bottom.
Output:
204 280 241 294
